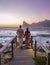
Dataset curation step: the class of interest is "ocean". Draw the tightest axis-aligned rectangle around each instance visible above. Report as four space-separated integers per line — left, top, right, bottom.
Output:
0 27 50 49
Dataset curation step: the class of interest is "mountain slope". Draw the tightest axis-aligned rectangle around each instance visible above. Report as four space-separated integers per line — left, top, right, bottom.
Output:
23 20 50 27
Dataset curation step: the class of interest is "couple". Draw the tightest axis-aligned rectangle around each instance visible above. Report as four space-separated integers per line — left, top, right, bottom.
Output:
17 25 31 49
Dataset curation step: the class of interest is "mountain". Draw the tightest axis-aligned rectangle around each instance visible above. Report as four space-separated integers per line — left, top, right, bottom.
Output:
31 20 50 27
23 20 50 27
23 21 30 27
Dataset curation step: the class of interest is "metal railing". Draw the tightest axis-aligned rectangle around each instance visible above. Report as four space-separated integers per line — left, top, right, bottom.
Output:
31 36 50 65
0 35 17 65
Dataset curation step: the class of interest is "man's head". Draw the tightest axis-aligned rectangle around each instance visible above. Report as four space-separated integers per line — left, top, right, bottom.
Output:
19 25 22 28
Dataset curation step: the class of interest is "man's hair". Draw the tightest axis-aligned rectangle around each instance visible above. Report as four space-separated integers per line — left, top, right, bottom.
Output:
19 25 22 28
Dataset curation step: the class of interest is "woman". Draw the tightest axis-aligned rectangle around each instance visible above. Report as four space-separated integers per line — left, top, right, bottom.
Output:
24 27 31 48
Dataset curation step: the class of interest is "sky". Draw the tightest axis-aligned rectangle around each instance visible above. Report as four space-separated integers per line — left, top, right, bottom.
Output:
0 0 50 26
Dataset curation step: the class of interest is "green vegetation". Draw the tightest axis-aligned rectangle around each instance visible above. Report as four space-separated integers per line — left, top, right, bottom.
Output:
33 56 47 65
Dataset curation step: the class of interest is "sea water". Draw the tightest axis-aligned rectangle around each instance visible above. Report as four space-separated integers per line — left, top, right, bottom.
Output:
0 30 50 48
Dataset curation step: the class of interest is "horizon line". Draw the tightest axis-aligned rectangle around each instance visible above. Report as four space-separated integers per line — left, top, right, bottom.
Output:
0 19 50 26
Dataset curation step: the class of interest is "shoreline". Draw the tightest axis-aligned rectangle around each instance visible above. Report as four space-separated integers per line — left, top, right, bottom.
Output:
0 27 50 31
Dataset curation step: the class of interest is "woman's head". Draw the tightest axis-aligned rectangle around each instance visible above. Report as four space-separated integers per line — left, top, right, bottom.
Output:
26 27 29 31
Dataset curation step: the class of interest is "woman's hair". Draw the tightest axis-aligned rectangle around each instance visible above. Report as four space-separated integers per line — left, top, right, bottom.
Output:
26 27 29 32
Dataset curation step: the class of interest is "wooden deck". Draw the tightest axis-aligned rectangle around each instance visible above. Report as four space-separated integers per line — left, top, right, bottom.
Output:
9 46 35 65
10 48 35 65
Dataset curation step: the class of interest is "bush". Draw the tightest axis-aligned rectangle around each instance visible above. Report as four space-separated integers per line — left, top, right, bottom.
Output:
33 56 47 65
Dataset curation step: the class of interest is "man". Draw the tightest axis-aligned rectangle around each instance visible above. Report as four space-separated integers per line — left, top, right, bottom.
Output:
17 25 24 48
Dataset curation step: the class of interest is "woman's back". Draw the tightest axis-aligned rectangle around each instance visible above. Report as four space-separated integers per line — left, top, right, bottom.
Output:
25 31 30 38
24 28 31 48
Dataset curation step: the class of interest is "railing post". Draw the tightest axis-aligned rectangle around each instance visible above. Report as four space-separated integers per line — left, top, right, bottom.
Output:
11 41 13 58
34 40 37 57
31 36 33 48
15 36 17 46
11 36 17 58
0 54 1 65
13 36 17 47
11 42 14 58
47 53 50 65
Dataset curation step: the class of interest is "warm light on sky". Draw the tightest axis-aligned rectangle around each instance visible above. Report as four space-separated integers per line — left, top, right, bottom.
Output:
0 0 50 26
0 12 23 25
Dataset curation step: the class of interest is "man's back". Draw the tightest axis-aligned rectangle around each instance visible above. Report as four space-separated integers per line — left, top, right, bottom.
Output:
17 25 24 48
17 28 24 38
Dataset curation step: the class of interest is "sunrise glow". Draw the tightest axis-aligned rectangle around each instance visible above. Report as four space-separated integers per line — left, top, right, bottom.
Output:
0 0 50 26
